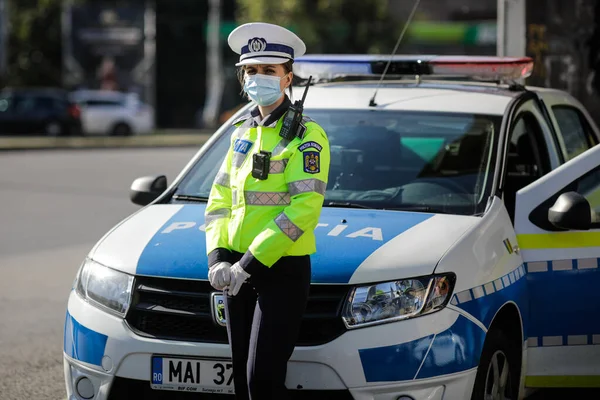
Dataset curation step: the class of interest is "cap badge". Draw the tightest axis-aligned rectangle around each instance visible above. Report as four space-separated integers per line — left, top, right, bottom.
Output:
248 37 267 53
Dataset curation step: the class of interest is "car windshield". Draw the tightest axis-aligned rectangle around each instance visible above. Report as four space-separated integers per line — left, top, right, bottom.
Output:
174 109 501 215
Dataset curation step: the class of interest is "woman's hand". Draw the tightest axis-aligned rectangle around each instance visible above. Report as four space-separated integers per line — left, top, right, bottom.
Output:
227 262 251 296
208 262 232 290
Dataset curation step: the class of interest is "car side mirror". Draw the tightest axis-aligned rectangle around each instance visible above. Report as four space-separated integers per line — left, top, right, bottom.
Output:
130 175 167 206
548 191 591 230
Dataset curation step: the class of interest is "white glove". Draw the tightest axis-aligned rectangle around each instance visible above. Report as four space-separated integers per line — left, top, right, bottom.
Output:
227 262 250 296
208 261 231 290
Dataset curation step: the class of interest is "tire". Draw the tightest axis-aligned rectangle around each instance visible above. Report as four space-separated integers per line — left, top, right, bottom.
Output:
471 329 521 400
44 121 63 137
111 123 132 136
70 124 84 137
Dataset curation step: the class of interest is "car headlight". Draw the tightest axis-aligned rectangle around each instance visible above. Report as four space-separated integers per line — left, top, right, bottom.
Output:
75 259 134 317
342 274 456 329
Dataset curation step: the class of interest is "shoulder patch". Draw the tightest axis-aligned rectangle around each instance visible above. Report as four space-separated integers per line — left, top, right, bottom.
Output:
298 141 323 152
303 151 320 174
302 115 314 124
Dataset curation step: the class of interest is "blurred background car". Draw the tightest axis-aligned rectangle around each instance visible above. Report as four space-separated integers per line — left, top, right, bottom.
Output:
69 89 155 136
0 87 82 136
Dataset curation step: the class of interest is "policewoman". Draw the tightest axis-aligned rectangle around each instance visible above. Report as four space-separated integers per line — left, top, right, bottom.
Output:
204 22 330 399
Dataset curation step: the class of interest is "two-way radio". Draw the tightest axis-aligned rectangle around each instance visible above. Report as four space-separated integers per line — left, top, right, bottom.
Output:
279 75 313 141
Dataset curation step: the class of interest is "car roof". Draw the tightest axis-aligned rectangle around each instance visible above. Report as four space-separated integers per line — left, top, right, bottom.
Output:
70 89 131 100
298 80 531 116
0 87 69 97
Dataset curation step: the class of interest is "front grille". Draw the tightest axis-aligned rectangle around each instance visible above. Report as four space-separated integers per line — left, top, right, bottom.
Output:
108 378 354 400
125 276 350 346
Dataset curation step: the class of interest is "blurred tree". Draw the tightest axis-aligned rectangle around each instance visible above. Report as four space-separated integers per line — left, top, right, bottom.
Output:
235 0 399 55
4 0 78 87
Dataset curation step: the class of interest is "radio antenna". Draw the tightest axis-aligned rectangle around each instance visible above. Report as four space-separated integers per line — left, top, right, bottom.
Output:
301 76 313 102
369 0 422 107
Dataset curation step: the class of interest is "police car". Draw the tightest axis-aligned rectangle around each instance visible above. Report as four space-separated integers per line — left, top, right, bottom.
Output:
64 55 600 400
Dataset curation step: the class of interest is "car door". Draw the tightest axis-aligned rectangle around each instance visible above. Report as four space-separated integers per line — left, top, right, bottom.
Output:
79 99 105 135
77 99 95 135
13 95 44 133
514 142 600 387
81 99 122 135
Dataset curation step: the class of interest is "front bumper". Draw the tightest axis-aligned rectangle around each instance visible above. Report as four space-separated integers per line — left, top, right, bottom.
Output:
64 289 481 400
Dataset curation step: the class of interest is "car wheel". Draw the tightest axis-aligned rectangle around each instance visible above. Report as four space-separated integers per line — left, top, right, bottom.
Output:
111 123 132 136
45 121 63 137
70 125 84 136
470 330 520 400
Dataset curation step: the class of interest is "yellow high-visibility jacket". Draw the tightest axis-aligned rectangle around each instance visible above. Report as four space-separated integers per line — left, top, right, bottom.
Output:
205 99 330 273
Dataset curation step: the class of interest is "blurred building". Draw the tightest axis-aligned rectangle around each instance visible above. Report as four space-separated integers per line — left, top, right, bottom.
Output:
62 0 155 110
61 0 238 130
390 0 497 56
154 0 206 128
525 0 600 127
155 0 240 129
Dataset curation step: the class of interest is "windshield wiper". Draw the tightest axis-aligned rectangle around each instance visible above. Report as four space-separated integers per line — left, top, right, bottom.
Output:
326 201 373 209
172 194 209 202
383 205 447 214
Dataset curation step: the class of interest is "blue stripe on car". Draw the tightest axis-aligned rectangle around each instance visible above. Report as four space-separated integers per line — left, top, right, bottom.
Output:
358 314 486 382
310 207 433 283
452 265 529 333
359 334 434 382
63 311 108 366
137 205 209 280
136 204 433 283
527 262 600 339
416 315 486 379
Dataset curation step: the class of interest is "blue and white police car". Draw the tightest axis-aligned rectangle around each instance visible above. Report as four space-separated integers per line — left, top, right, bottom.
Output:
64 55 600 400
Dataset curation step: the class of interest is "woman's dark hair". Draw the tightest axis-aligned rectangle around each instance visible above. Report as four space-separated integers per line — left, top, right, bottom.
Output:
237 60 294 100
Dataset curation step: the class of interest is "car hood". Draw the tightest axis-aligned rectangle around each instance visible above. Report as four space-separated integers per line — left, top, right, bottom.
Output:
90 203 478 284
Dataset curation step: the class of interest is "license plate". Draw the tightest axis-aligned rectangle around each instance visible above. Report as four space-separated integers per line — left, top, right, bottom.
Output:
151 356 234 394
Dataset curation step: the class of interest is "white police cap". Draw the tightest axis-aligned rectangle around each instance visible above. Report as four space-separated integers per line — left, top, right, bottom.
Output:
228 22 306 66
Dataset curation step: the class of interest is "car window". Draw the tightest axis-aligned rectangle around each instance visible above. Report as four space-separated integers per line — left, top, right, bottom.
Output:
0 94 63 114
35 96 59 112
13 96 38 114
503 111 553 223
506 113 549 178
83 99 124 107
552 105 597 160
309 110 499 214
175 109 501 216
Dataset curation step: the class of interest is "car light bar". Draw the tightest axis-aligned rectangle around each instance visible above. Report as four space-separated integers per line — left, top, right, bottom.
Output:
293 54 534 81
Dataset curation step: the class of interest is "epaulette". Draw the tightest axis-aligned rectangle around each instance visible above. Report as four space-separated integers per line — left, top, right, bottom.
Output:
297 122 307 140
296 115 316 139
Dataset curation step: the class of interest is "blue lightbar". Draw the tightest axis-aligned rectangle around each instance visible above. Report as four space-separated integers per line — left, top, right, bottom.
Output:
293 55 435 80
293 54 534 81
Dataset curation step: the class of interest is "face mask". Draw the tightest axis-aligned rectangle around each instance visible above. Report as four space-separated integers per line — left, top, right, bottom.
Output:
243 73 286 106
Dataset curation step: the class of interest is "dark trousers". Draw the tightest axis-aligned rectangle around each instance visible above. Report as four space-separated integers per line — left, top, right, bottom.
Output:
223 253 311 400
